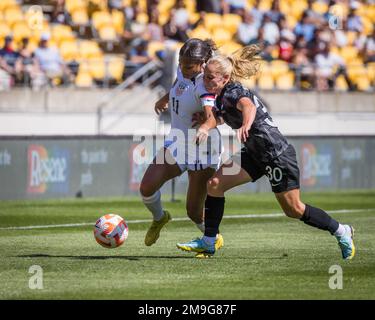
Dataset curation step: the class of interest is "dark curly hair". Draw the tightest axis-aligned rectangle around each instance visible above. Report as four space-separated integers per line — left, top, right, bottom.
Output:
179 38 217 63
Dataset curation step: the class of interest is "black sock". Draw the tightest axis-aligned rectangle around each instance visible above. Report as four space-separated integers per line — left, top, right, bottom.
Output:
300 204 339 235
204 195 225 237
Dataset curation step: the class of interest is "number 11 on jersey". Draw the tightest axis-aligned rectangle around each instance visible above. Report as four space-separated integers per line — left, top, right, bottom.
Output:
172 97 179 114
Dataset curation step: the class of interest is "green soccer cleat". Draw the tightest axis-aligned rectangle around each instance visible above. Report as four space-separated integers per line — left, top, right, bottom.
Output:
176 237 215 257
144 210 171 246
336 225 356 260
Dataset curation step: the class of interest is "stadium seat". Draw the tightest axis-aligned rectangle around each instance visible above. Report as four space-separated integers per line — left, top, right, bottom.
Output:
356 76 371 91
60 40 79 61
270 60 289 79
108 57 125 82
258 0 272 11
222 14 242 35
335 75 349 91
340 46 359 64
136 12 149 24
367 63 375 83
147 41 165 59
258 74 274 90
79 40 103 60
4 8 24 27
92 11 112 30
75 70 93 87
347 64 367 83
312 1 329 15
212 28 232 46
112 10 124 34
204 13 222 32
52 25 75 45
98 24 117 41
88 58 106 80
12 22 32 42
275 71 295 90
71 8 89 26
242 77 256 89
218 41 242 56
188 26 212 40
0 22 12 39
361 16 374 36
0 0 17 11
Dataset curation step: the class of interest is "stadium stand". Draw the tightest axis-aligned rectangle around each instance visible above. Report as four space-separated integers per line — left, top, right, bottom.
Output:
0 0 374 92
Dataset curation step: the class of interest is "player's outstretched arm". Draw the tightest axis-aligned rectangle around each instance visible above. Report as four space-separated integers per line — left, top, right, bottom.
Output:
195 105 218 145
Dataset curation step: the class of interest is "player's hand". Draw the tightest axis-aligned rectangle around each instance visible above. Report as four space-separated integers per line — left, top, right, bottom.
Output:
195 125 209 145
192 111 205 127
237 124 250 143
154 99 168 115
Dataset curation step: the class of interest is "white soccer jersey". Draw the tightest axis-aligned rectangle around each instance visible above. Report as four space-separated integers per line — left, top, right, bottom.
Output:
165 67 222 171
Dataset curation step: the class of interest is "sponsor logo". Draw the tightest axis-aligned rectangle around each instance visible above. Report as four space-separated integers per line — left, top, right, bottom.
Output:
300 143 332 187
27 145 69 194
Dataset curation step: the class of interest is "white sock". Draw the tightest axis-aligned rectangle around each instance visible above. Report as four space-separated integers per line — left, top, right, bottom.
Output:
202 235 216 246
334 224 346 237
142 190 164 221
195 222 205 233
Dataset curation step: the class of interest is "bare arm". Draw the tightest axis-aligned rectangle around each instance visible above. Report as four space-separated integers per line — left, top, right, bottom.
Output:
195 105 217 145
236 97 257 143
154 78 176 115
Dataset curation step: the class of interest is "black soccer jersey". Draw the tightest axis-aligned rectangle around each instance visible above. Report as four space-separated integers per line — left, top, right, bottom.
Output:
216 82 289 162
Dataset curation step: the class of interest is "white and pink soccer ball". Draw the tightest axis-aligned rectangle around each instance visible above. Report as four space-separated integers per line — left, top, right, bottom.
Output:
94 214 129 248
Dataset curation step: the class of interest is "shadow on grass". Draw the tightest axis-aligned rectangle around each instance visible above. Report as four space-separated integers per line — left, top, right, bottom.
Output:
15 254 192 260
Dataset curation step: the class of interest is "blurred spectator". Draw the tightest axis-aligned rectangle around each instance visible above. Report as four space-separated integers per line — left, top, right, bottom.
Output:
364 30 375 63
108 0 124 11
347 8 363 33
163 9 189 43
315 41 355 91
19 38 39 87
294 11 316 43
278 30 295 62
237 11 259 45
174 0 190 32
260 44 274 62
145 10 164 42
250 0 265 29
51 0 66 24
196 0 221 13
267 0 284 24
0 35 23 89
34 33 72 87
261 14 280 45
292 44 315 90
128 38 152 65
222 0 246 14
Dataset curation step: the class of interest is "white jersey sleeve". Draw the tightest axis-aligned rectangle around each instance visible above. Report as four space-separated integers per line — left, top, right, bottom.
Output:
194 78 216 109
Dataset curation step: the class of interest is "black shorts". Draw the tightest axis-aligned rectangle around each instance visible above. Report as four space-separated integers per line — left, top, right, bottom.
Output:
233 144 300 193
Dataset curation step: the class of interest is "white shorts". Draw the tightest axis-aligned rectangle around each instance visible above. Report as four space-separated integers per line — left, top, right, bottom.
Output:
164 128 223 172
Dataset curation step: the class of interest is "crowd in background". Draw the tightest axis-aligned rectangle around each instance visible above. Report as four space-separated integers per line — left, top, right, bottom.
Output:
0 0 374 91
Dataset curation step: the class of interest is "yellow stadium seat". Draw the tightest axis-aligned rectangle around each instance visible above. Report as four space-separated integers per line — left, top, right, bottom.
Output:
0 0 17 11
52 25 75 45
340 46 359 64
367 62 375 83
65 0 86 13
108 57 125 82
356 76 371 91
312 1 329 15
270 60 289 79
147 41 165 58
112 10 124 34
89 58 106 79
75 71 93 87
279 0 290 15
361 16 374 36
204 13 222 32
79 40 103 60
136 12 149 24
242 77 256 89
92 11 112 30
71 8 89 25
60 40 79 61
258 74 274 90
290 0 308 20
12 22 31 42
219 41 243 56
188 26 212 40
347 64 367 82
99 24 117 41
275 71 295 90
0 22 12 39
4 8 23 27
188 12 200 25
335 75 349 91
258 0 272 11
222 14 242 35
212 28 232 46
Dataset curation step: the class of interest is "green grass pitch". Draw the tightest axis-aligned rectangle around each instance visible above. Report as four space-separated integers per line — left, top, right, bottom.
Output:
0 190 374 300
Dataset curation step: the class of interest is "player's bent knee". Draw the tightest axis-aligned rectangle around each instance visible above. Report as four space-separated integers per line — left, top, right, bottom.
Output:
283 203 305 219
139 180 156 198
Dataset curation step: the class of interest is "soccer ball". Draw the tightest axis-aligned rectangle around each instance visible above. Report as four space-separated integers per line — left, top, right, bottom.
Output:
94 214 129 248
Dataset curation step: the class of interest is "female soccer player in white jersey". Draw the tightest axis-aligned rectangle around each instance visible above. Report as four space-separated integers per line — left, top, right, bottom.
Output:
140 38 224 249
177 45 355 260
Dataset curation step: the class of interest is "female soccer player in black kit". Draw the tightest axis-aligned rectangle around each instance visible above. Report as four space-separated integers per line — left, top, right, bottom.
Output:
177 46 355 260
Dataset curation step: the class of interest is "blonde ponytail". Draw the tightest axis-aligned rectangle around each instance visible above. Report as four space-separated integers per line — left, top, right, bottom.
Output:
206 44 262 83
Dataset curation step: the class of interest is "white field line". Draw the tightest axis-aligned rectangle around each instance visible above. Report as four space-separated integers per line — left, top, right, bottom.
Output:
0 208 374 231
